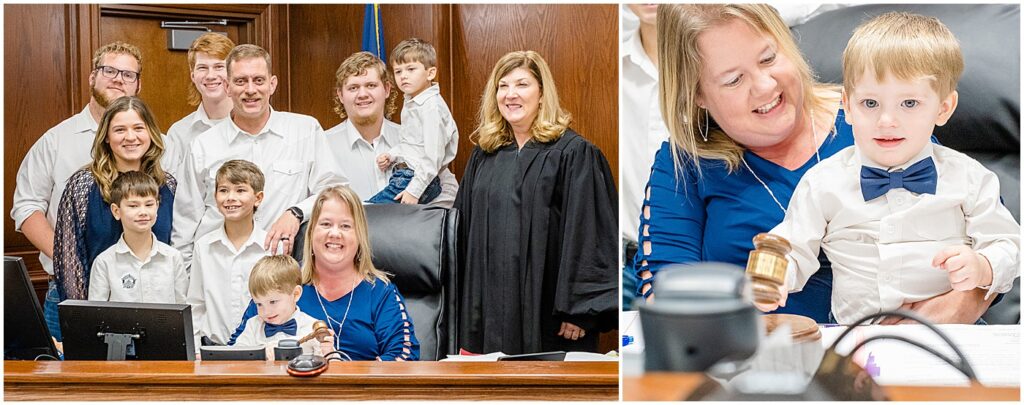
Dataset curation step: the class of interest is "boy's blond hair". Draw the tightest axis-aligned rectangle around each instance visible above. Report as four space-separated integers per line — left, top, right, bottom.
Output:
109 171 160 206
391 38 437 68
332 52 398 121
843 12 963 99
249 255 302 298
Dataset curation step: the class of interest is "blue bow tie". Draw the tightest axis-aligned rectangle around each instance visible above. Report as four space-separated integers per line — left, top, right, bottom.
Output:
860 157 937 201
264 318 297 337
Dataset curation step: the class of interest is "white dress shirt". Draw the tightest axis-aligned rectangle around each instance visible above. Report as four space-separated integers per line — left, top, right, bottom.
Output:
772 143 1020 324
391 83 459 207
172 110 349 263
88 233 188 304
186 225 269 345
620 27 670 243
10 107 97 275
164 105 227 180
324 119 400 200
233 308 321 355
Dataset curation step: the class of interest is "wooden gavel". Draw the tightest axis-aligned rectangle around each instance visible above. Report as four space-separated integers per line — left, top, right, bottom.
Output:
745 233 791 306
297 320 331 344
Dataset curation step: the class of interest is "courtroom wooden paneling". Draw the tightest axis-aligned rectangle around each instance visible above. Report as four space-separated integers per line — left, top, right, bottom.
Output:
3 4 76 302
4 360 619 401
449 4 619 183
287 4 451 132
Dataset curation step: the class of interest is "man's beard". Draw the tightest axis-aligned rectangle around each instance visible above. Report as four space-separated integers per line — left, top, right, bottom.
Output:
350 110 381 127
92 85 116 108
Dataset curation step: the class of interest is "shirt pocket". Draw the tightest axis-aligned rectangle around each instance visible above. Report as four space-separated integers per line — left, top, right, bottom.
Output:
267 160 309 194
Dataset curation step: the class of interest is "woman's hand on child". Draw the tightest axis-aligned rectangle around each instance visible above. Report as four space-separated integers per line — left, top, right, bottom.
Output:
376 154 392 171
394 191 419 205
932 245 993 291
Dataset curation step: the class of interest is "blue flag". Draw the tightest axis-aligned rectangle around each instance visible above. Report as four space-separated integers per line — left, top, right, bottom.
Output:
362 4 386 62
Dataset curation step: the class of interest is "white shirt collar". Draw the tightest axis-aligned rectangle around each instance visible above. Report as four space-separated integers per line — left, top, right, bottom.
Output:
405 83 440 106
73 106 99 134
622 28 658 81
341 119 398 149
113 232 168 262
227 109 286 143
207 222 266 251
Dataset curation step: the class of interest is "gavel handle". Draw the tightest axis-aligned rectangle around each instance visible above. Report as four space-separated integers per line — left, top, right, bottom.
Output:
297 329 328 345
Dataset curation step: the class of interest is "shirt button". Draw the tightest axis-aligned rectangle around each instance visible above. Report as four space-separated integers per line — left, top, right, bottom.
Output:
887 225 896 234
895 197 904 205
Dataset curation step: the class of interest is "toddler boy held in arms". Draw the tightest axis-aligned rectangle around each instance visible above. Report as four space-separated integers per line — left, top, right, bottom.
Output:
759 12 1020 324
232 255 333 357
368 38 459 205
88 171 187 304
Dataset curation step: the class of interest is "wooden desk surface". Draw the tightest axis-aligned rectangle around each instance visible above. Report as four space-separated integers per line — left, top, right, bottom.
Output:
624 373 1020 401
5 360 619 401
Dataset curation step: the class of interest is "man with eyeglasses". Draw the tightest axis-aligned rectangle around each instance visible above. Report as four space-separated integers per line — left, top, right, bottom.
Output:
172 44 347 266
11 41 144 341
163 33 236 180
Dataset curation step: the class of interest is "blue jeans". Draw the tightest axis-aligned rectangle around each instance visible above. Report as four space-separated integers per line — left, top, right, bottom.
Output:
367 167 442 204
44 279 62 341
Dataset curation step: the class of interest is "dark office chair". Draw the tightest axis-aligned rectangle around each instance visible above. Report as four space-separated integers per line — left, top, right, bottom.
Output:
792 4 1020 324
293 204 459 360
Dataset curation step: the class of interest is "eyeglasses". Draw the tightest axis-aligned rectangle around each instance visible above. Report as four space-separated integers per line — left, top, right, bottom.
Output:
94 65 140 83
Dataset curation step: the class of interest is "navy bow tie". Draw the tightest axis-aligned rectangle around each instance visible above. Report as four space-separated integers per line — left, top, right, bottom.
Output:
860 157 937 201
264 318 297 337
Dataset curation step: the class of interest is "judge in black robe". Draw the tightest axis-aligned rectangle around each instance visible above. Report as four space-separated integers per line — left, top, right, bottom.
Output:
454 51 618 355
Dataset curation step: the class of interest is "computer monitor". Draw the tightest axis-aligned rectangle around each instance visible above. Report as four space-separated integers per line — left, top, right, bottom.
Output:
4 256 60 360
59 300 195 360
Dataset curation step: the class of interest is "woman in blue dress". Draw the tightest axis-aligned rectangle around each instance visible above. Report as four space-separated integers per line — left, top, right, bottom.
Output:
231 185 419 360
636 4 994 324
53 96 175 310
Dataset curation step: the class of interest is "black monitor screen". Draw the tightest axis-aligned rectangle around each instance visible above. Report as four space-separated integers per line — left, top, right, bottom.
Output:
4 256 59 360
59 300 195 360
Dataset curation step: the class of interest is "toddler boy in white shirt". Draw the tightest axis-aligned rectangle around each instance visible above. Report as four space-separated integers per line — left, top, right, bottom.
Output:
89 171 187 304
759 12 1020 324
368 38 459 205
186 160 271 345
232 255 333 357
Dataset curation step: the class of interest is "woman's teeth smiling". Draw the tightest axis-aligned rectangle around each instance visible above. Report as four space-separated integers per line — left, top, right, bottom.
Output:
754 94 782 114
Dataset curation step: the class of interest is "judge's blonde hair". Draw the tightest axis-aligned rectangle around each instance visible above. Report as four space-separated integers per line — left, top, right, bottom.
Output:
473 50 571 153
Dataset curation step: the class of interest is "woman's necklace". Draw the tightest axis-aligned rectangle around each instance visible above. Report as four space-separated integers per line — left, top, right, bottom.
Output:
742 115 822 215
314 277 358 352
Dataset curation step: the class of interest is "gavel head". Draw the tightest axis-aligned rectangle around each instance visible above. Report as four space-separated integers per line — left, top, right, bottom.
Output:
311 320 331 342
746 233 791 305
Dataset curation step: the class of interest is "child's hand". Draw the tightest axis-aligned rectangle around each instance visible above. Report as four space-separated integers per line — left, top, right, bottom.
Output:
932 246 993 291
752 283 788 312
318 329 336 358
376 153 392 171
395 191 419 205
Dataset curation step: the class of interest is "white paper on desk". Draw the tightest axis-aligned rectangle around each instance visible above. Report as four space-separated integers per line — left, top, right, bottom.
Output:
441 351 618 362
818 324 1019 387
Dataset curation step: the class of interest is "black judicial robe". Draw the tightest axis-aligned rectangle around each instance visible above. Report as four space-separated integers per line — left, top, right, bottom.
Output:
454 129 618 355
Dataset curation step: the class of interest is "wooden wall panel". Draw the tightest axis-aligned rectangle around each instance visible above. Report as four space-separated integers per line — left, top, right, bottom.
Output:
287 4 450 131
449 4 619 183
3 4 74 299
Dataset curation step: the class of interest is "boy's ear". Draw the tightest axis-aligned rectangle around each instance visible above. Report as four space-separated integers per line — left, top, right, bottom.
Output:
254 190 264 208
292 285 303 302
934 90 959 127
841 90 853 125
427 66 437 81
110 203 121 221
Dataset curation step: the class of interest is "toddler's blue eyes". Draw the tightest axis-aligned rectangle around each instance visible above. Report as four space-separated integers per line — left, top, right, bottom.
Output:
901 100 918 108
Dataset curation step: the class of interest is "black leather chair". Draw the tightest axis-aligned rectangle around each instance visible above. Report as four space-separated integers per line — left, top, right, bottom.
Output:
293 204 459 360
792 4 1020 324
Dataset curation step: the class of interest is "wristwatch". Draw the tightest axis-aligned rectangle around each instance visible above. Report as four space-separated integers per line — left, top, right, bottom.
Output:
287 206 304 222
